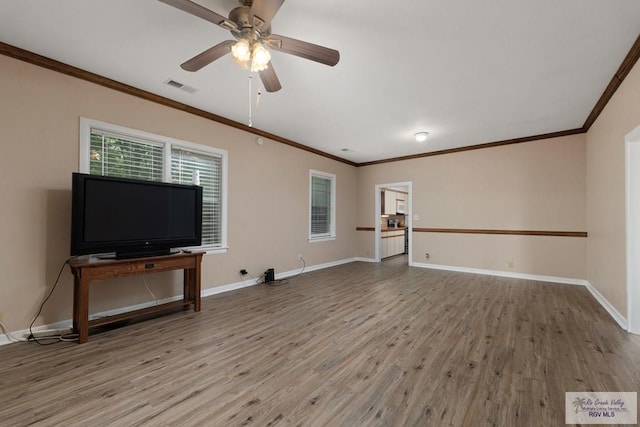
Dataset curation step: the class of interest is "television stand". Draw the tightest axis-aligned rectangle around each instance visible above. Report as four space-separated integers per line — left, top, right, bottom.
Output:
68 251 203 343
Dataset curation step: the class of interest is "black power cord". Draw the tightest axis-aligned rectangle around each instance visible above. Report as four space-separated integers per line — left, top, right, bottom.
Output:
238 257 307 288
27 256 79 345
265 257 306 287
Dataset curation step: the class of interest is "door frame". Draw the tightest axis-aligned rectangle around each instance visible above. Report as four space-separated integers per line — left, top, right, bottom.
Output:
375 181 413 263
625 124 640 334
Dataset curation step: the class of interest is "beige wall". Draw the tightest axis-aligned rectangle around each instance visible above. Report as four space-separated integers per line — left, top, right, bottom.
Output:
586 59 640 318
357 134 587 279
0 55 358 332
3 48 637 336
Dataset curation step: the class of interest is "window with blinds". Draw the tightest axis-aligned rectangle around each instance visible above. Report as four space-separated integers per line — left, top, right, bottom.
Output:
171 148 222 246
89 131 164 181
309 170 336 240
81 118 227 251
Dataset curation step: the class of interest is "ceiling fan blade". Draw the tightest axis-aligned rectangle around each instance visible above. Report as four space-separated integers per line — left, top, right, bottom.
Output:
249 0 285 29
181 40 235 71
259 63 282 92
158 0 238 31
267 34 340 66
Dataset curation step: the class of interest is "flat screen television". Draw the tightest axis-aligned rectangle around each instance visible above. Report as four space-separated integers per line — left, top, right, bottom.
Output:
71 172 203 259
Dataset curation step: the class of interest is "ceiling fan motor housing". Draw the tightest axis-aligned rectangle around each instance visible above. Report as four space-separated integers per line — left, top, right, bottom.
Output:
229 6 270 38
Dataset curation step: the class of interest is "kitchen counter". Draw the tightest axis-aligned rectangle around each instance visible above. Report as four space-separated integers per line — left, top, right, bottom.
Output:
382 226 407 231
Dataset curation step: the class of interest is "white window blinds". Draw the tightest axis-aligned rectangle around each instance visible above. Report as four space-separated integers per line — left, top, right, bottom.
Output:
310 170 336 239
89 130 163 181
171 148 222 246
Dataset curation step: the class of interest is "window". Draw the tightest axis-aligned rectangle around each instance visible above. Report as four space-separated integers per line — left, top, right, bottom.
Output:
309 169 336 240
80 118 227 252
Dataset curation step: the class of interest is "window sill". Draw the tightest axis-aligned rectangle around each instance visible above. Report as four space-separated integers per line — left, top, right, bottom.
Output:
183 246 228 255
308 236 336 243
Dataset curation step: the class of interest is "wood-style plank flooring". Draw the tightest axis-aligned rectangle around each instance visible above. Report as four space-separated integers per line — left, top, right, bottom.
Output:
1 258 640 426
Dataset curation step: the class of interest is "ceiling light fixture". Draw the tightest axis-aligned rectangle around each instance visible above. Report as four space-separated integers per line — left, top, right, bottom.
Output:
231 39 251 62
414 132 429 142
232 38 271 72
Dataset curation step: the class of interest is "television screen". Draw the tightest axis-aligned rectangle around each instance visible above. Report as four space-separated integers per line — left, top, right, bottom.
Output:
71 173 202 258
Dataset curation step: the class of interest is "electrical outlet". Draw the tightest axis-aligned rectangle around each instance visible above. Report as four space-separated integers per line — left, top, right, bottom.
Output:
297 253 303 260
240 269 248 275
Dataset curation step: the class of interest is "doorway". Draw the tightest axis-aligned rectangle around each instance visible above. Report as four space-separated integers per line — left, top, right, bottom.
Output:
626 124 640 334
375 182 412 264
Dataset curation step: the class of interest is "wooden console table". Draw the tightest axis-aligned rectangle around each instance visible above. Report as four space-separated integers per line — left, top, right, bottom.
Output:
68 252 203 343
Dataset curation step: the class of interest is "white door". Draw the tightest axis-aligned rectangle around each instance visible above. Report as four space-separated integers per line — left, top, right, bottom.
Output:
626 125 640 334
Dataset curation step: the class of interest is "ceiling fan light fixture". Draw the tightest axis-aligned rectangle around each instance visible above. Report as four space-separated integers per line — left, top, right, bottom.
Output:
414 132 429 142
232 39 270 72
250 43 271 72
232 39 251 62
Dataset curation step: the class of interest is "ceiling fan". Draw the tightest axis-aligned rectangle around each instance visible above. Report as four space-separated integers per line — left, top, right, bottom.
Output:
159 0 340 92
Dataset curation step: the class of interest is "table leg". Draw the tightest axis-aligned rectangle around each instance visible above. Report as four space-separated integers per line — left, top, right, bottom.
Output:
183 269 191 309
77 277 89 344
72 273 80 334
194 263 201 312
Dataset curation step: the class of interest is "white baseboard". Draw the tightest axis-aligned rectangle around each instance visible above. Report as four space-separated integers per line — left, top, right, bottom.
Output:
201 258 362 297
354 257 377 263
410 261 586 286
282 257 361 276
202 279 258 298
0 257 361 347
411 261 629 330
0 335 15 346
584 281 628 330
0 319 75 347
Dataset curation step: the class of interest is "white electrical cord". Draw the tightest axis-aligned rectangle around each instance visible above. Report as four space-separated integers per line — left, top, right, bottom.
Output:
143 277 159 305
239 271 262 286
0 321 27 342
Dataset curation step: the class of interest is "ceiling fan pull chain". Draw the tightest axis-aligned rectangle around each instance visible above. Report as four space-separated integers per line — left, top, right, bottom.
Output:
248 74 253 127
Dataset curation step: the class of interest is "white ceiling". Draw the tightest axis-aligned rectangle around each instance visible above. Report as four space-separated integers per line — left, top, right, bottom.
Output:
1 0 639 163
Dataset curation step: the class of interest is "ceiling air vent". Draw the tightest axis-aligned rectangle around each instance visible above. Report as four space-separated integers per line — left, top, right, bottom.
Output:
164 79 197 94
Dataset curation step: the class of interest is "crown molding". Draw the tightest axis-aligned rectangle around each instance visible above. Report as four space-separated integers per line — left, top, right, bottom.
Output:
3 32 640 167
0 42 357 167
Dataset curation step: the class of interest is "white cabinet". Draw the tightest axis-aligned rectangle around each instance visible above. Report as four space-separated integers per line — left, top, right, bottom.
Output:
394 234 405 255
383 190 396 215
381 231 390 258
395 192 406 214
380 235 388 258
383 189 407 215
387 235 396 256
381 230 406 258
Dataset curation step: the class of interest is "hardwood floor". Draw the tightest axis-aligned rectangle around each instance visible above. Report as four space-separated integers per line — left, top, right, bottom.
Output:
1 261 639 426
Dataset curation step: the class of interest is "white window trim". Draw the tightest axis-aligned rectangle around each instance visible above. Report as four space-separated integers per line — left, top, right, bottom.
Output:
309 169 336 241
79 117 228 254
